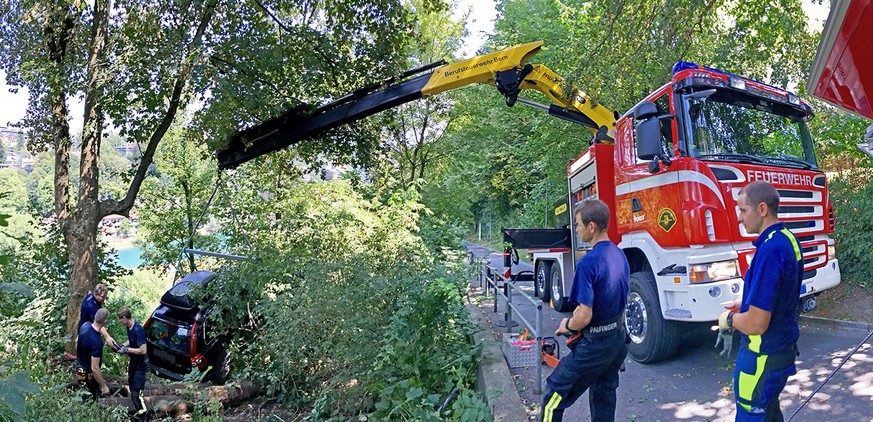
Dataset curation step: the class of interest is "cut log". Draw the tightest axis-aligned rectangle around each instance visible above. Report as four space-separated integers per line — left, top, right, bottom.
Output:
99 380 263 416
101 394 193 417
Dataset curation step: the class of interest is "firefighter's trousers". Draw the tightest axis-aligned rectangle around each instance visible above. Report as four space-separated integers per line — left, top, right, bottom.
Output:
541 329 627 422
734 345 797 422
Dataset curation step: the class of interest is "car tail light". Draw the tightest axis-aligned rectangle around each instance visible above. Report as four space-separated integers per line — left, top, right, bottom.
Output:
191 354 206 369
190 320 198 357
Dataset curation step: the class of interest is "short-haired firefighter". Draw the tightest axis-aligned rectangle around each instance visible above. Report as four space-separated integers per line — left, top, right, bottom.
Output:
116 306 151 422
541 199 629 422
721 180 802 421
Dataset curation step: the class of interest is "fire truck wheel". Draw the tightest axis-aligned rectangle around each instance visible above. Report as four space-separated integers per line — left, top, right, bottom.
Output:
550 264 574 312
535 261 552 302
625 271 680 364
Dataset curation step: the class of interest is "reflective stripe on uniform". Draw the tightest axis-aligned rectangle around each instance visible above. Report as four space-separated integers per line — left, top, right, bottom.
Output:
136 394 147 414
748 334 762 353
738 353 770 412
543 392 562 422
765 228 801 262
780 228 801 261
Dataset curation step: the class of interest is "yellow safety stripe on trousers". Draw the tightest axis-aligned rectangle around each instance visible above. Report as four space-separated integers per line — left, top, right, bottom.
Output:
780 228 802 261
738 353 769 412
136 394 148 414
543 392 563 422
748 334 762 353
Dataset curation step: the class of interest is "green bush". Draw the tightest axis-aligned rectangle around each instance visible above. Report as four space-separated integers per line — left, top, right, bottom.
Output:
204 180 489 420
0 221 134 420
830 172 873 289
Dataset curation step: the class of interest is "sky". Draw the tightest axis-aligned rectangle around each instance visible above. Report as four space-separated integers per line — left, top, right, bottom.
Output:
0 0 829 134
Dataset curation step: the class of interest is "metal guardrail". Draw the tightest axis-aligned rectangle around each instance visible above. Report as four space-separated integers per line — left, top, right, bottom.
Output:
475 258 546 394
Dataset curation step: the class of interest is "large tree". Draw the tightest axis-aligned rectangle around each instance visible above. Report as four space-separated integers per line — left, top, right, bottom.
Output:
0 0 413 351
1 0 218 351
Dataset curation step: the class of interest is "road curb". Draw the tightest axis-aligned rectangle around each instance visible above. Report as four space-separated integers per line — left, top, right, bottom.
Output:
800 315 873 336
466 302 529 422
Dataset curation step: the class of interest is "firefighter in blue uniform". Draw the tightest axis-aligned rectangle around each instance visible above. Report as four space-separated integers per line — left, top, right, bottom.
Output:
720 181 802 421
116 306 152 422
541 199 629 422
76 308 110 400
78 283 117 348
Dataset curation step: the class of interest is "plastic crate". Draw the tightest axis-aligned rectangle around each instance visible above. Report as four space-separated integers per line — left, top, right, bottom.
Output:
501 333 539 368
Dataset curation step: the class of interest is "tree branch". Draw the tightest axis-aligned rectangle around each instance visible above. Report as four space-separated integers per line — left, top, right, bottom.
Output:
210 54 293 101
102 0 217 217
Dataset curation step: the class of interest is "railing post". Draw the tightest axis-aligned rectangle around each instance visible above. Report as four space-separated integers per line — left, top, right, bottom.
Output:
505 280 513 333
495 277 518 328
493 276 499 313
536 302 542 395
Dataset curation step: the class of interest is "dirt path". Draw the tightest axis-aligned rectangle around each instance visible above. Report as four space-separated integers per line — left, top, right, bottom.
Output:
813 281 873 323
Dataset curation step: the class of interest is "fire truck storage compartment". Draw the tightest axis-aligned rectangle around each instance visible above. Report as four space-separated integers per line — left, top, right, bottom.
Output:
502 228 572 249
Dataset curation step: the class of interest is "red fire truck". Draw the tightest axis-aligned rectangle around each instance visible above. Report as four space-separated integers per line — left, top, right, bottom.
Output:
517 61 841 363
217 41 842 364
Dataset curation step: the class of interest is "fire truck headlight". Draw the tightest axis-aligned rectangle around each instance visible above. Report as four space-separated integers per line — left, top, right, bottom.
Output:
828 245 836 261
690 260 739 283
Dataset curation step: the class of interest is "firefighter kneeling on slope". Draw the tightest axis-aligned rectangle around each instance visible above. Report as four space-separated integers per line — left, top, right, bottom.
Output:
541 199 630 422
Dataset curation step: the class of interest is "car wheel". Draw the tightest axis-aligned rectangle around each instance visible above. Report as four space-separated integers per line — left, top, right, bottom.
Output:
535 261 552 302
549 263 574 312
625 271 680 364
209 347 230 385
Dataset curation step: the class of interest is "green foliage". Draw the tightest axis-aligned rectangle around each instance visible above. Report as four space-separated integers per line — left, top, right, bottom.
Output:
0 335 128 421
197 178 487 419
197 0 415 169
137 129 219 270
830 170 873 289
366 259 487 421
0 371 39 419
808 102 872 172
0 221 129 349
0 170 28 213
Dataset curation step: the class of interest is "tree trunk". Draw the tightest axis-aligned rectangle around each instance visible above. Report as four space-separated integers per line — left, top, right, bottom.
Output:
63 0 111 353
43 2 82 355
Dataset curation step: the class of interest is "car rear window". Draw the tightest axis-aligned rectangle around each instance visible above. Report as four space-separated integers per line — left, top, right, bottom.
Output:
147 319 191 355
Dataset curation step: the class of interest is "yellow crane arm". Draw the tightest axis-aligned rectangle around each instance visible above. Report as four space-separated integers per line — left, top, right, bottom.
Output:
218 41 616 169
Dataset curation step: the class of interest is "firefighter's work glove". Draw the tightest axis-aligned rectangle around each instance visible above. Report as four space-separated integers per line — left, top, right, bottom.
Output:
718 311 734 331
117 345 128 355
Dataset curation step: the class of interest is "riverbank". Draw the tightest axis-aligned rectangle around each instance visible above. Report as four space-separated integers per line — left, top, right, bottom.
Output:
103 235 137 250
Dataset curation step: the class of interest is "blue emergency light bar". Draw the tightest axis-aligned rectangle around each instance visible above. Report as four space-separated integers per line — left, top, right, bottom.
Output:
672 61 734 76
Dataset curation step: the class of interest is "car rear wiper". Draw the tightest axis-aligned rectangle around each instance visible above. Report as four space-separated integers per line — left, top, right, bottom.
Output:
697 153 766 164
762 155 815 170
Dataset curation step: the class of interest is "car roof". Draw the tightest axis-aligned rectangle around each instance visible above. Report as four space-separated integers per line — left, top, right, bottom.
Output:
160 271 216 312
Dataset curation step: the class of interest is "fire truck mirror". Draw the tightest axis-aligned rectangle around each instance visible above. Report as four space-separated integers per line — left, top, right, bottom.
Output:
636 117 662 161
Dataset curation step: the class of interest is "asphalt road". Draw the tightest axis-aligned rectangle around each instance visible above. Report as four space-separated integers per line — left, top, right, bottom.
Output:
465 242 873 422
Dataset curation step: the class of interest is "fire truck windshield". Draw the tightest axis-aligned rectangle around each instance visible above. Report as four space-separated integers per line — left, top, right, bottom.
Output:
682 89 818 170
